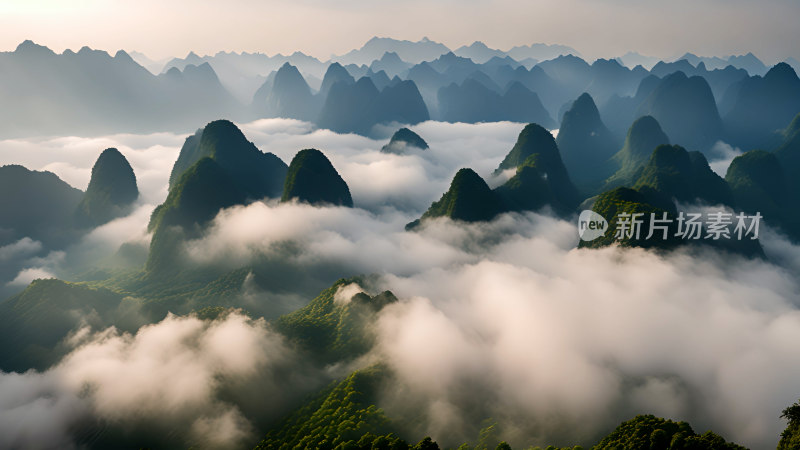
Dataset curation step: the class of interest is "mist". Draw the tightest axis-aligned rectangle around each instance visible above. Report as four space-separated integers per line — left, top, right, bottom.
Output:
0 311 317 449
1 119 799 449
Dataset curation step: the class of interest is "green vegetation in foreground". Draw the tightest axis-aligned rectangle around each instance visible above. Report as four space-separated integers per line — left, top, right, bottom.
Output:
275 277 397 363
255 365 425 450
593 415 746 450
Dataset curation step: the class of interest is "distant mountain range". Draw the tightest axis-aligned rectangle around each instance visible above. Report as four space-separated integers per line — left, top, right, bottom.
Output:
3 37 799 150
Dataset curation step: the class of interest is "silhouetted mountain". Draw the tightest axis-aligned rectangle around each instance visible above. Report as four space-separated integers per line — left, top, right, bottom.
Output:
555 93 618 191
334 36 450 66
74 148 139 227
167 119 287 199
606 116 670 188
724 63 800 150
437 79 553 127
254 62 319 121
163 49 327 103
635 71 724 153
453 41 505 64
726 150 790 229
381 128 429 154
368 51 411 78
0 41 241 137
282 149 353 207
506 43 579 61
0 165 83 248
317 77 380 134
407 168 500 229
650 60 748 103
600 74 662 137
616 51 660 70
317 77 428 135
366 69 391 91
633 144 734 206
319 62 355 97
727 52 768 76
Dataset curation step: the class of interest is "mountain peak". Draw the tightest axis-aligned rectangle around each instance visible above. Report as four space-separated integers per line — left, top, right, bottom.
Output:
764 62 798 82
15 39 55 56
411 168 500 227
75 148 139 227
381 128 429 154
282 149 353 207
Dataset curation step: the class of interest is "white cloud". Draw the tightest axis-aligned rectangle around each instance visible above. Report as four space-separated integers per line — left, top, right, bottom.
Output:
0 311 301 449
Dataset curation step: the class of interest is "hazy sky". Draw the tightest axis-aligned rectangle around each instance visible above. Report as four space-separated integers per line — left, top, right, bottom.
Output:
0 0 798 63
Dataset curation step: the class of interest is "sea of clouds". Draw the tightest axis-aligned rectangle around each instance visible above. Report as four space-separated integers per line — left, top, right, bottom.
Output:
0 119 798 449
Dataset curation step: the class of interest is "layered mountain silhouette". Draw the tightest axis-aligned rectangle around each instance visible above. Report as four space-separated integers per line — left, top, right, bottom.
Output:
253 62 319 121
556 93 618 190
381 128 429 153
74 148 139 227
319 62 355 97
317 77 428 135
634 71 724 153
724 63 800 150
282 149 353 207
0 41 240 137
437 79 554 127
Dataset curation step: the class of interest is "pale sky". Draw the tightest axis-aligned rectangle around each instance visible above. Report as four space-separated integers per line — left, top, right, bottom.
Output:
0 0 797 63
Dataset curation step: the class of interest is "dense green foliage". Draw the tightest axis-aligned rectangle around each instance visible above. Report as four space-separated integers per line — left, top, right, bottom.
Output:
167 119 288 198
606 115 670 189
381 128 429 153
281 148 354 207
255 366 422 450
593 415 746 450
74 147 139 227
275 278 397 363
774 112 800 196
778 399 800 450
408 168 501 229
147 157 247 272
580 187 680 250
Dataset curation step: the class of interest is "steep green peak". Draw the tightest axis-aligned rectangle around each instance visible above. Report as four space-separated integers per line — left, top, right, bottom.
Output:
605 116 670 189
495 123 559 174
197 119 250 157
281 148 353 207
74 147 139 227
381 128 429 154
411 168 500 227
